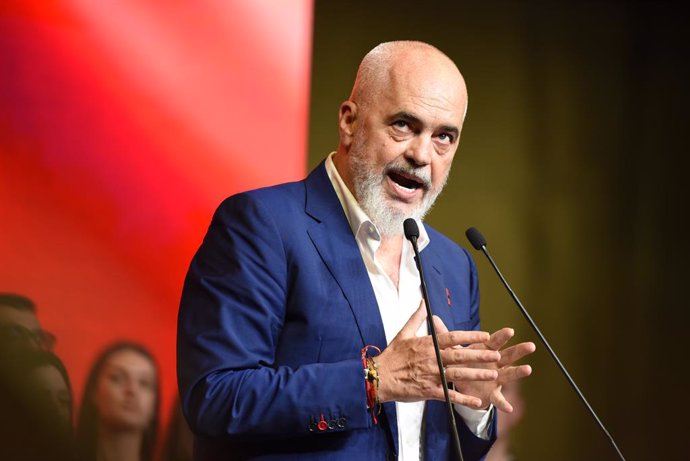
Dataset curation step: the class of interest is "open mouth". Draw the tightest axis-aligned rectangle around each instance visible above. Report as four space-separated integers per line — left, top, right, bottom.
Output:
387 170 427 191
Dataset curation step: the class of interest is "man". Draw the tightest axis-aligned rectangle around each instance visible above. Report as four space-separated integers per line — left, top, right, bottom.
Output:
178 41 535 461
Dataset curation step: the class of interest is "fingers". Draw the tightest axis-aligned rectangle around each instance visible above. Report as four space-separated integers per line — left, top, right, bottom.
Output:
497 364 533 385
485 327 515 351
445 366 498 382
383 315 535 408
445 389 483 408
424 364 532 411
423 375 514 409
441 346 500 366
497 342 536 367
438 330 491 350
491 390 514 413
490 365 532 412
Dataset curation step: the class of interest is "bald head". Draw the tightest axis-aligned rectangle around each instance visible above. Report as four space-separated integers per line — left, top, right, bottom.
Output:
349 41 467 117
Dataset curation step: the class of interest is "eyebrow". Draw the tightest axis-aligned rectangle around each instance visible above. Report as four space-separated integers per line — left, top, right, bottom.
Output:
388 111 421 126
388 111 459 139
105 363 154 377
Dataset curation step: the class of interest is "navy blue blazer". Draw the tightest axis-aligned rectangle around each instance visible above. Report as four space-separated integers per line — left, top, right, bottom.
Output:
178 162 495 460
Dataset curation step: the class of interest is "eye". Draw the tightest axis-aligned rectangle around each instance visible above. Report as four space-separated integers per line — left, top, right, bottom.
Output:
392 120 410 130
107 371 125 384
437 132 455 144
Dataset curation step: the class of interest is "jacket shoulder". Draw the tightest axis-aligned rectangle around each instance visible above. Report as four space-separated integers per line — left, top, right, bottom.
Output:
425 225 471 256
215 179 306 218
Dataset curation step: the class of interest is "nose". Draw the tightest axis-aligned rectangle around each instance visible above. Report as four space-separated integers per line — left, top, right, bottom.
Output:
404 134 433 167
123 377 137 395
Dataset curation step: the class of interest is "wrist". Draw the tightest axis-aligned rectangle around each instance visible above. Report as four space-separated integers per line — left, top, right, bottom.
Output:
361 345 382 424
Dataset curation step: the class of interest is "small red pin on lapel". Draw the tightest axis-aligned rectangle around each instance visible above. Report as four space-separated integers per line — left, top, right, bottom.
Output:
445 287 451 306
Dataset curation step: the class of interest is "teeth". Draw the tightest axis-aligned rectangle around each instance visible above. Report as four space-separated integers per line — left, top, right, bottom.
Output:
394 181 415 191
388 171 422 191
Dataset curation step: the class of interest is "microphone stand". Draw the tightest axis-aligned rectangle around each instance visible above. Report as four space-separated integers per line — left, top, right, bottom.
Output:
465 227 626 461
404 219 464 461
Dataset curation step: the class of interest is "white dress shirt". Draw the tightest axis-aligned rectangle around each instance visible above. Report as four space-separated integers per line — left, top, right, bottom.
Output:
324 153 491 460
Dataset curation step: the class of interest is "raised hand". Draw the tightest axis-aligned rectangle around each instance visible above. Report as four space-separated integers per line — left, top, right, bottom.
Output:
375 303 501 408
439 321 536 412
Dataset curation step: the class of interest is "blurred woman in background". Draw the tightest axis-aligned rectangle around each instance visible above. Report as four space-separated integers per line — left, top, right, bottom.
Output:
161 396 194 461
76 341 160 461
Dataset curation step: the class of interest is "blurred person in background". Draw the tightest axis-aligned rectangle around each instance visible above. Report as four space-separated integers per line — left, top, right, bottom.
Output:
0 292 73 459
162 396 194 461
0 292 56 351
20 349 74 431
76 341 160 461
0 347 75 460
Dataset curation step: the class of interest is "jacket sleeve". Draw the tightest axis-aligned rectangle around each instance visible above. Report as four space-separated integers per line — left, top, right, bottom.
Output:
177 193 372 438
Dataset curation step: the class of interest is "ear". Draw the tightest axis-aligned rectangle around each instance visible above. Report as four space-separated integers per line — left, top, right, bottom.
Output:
338 101 358 148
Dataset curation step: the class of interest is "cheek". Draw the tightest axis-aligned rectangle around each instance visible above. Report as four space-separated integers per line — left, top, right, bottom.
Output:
357 130 400 163
140 388 157 421
93 382 118 412
431 159 453 185
92 391 108 417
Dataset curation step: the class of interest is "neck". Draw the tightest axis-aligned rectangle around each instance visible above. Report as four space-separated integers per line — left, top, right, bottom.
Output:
376 234 404 288
96 426 144 461
332 148 355 197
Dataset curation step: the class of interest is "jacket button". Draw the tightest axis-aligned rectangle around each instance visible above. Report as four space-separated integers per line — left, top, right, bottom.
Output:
317 414 328 431
337 417 347 428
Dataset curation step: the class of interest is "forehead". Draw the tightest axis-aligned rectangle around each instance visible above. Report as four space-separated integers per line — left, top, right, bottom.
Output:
0 305 41 330
370 56 467 126
103 349 155 376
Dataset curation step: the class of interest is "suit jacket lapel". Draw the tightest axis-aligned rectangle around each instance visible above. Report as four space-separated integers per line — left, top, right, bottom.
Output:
420 237 455 331
303 162 388 351
303 163 398 453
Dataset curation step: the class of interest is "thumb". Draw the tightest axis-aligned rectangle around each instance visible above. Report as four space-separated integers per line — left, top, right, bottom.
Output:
396 300 428 339
432 315 449 334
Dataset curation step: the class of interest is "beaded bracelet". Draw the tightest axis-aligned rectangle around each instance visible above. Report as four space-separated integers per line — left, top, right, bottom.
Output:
361 345 382 424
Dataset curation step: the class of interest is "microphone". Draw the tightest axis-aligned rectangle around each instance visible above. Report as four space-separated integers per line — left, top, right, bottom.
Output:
465 227 626 461
404 218 464 461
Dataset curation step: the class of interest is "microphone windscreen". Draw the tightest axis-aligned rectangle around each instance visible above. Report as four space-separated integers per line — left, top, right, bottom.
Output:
465 227 487 250
403 218 420 240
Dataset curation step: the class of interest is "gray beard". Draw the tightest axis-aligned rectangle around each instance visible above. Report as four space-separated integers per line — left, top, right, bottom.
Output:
348 145 449 237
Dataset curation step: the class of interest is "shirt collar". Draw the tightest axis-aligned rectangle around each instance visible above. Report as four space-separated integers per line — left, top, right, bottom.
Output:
324 152 430 257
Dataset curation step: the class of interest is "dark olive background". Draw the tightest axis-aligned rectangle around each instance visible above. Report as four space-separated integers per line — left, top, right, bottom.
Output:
308 2 689 460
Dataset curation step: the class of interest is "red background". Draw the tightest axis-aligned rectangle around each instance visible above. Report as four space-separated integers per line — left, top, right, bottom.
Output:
1 0 313 428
